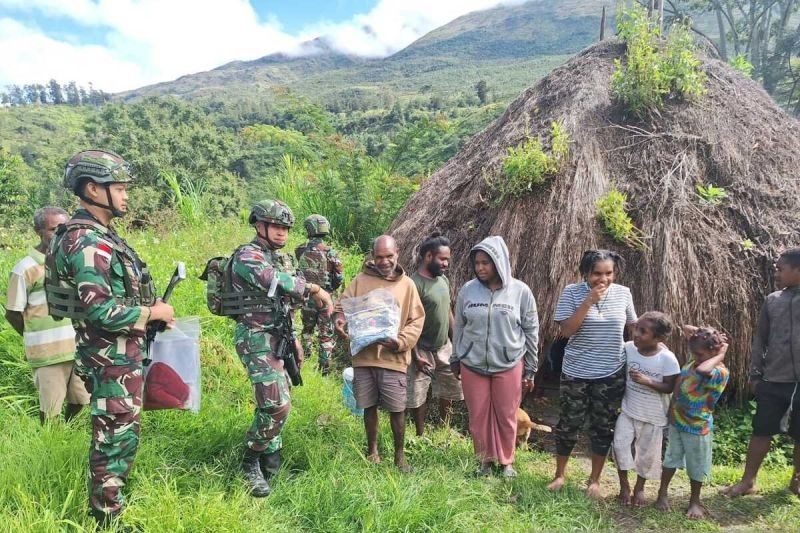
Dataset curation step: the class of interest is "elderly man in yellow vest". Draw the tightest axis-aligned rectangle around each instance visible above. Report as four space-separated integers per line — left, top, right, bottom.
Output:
5 206 89 423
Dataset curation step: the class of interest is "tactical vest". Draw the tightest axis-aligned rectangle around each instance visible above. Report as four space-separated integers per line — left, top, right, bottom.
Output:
201 244 292 317
296 239 334 291
45 217 156 320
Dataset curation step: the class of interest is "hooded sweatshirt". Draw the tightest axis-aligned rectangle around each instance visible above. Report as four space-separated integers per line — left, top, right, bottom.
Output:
335 260 425 373
452 236 539 378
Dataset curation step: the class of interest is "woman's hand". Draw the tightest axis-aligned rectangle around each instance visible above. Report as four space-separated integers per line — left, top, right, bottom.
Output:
522 377 534 394
584 283 608 305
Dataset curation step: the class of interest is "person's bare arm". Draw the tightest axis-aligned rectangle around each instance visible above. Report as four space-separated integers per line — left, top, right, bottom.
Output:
696 343 728 376
4 309 24 336
630 371 678 394
557 284 606 337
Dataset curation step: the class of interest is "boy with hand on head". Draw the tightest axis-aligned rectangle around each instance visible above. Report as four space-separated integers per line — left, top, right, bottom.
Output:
722 248 800 498
613 311 681 506
655 326 730 519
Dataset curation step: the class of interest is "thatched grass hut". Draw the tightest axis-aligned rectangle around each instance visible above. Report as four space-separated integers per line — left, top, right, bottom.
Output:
389 39 800 396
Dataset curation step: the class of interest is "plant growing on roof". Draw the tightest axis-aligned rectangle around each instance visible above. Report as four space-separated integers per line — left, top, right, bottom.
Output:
596 188 645 248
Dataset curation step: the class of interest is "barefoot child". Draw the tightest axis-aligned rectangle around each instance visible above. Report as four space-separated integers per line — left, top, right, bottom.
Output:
655 326 730 519
613 312 681 506
721 248 800 498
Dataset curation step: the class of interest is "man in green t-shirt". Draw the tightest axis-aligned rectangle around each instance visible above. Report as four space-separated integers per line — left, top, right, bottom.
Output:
406 232 463 436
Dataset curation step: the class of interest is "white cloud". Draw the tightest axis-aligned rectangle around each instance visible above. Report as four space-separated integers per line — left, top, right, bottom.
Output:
0 0 519 92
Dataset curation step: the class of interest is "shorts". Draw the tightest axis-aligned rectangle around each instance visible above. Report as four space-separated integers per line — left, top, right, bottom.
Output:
353 367 407 413
612 412 664 480
33 360 91 416
662 425 713 482
406 342 464 409
752 381 800 440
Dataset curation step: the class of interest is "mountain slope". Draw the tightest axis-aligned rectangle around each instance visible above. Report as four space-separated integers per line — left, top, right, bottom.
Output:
119 0 616 103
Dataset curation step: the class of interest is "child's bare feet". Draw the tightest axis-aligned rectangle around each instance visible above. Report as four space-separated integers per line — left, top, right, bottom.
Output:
586 481 603 500
547 476 566 491
632 488 647 507
617 488 632 506
654 495 670 512
720 480 756 497
686 502 707 520
367 452 381 464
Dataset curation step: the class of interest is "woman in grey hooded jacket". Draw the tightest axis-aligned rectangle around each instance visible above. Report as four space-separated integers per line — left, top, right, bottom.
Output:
451 236 539 477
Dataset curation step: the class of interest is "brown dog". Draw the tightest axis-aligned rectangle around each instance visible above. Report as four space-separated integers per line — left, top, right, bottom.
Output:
516 408 552 448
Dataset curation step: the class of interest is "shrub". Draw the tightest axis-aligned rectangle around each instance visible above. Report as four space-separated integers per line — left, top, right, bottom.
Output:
612 4 707 118
596 188 645 248
731 55 755 78
497 121 569 199
695 183 728 205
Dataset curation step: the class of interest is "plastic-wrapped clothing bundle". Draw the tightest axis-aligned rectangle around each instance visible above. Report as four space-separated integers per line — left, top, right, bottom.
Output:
339 288 400 356
144 316 201 412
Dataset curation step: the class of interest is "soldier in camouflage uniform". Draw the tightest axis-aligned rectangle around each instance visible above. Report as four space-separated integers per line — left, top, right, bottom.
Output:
295 214 343 375
231 200 333 497
45 150 175 527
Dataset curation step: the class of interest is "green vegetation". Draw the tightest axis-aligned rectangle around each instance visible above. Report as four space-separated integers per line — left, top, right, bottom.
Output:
1 222 798 531
740 239 755 252
731 55 755 79
611 4 706 119
596 188 645 248
695 183 728 205
496 121 570 199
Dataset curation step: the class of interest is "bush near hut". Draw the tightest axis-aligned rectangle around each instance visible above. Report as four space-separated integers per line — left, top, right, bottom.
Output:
611 4 706 119
496 121 570 199
596 189 645 248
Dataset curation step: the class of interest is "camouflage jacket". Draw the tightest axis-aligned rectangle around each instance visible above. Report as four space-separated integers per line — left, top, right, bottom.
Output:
48 209 153 368
231 237 307 355
294 238 343 293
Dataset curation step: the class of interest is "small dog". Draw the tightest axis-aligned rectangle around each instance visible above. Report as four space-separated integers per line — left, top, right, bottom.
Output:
516 408 552 448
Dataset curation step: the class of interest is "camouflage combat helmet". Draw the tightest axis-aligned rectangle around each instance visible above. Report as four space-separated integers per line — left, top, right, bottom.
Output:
63 150 133 194
249 199 295 228
304 214 331 237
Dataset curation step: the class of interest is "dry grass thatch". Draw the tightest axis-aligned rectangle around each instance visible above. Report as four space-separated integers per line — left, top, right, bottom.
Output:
390 39 800 397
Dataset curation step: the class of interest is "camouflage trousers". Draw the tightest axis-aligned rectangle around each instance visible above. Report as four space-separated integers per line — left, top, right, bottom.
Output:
555 367 626 457
300 307 335 365
239 340 291 454
77 362 143 515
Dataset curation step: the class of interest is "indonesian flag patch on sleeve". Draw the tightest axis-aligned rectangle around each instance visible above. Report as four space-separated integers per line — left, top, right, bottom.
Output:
96 240 113 261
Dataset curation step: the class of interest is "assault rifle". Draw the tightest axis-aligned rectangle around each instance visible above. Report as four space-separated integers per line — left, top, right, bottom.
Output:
268 276 303 386
144 262 187 365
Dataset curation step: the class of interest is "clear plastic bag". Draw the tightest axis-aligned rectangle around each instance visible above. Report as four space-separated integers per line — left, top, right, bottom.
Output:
342 367 363 416
145 317 201 412
339 288 400 356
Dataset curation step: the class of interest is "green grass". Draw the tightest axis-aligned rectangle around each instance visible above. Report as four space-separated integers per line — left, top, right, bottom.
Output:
1 222 798 531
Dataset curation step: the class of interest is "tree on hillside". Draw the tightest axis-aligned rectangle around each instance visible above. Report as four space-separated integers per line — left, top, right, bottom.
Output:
48 79 64 104
65 81 80 105
475 80 489 104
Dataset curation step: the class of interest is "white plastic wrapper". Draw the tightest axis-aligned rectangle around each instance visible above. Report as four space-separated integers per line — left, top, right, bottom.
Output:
145 317 201 412
339 288 400 356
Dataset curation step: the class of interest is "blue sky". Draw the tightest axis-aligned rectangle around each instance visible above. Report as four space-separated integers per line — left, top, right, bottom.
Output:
0 0 514 92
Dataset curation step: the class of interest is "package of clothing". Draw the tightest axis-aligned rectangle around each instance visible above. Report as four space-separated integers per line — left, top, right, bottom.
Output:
339 288 400 356
144 316 201 412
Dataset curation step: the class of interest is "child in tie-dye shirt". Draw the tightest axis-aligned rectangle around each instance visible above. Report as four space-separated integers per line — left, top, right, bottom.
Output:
655 326 730 520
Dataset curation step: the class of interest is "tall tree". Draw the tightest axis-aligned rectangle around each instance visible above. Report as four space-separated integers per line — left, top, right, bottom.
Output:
48 79 64 104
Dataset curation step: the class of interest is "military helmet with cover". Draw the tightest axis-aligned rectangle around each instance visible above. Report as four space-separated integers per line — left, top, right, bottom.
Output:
304 214 331 237
249 199 295 228
63 150 133 194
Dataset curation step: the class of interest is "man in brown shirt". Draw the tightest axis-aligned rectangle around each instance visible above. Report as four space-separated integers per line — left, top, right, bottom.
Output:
334 235 425 472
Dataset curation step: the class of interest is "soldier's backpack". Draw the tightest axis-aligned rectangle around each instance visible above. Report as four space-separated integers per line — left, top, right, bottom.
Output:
199 247 276 317
296 241 342 291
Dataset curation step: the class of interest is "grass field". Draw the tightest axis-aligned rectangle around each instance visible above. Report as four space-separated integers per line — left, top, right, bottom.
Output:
0 221 798 532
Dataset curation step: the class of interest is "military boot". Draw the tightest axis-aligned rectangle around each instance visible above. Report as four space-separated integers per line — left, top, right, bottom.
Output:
242 448 271 497
260 449 282 480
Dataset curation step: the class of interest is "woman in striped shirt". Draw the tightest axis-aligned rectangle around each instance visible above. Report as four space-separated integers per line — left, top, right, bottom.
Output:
547 250 637 499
